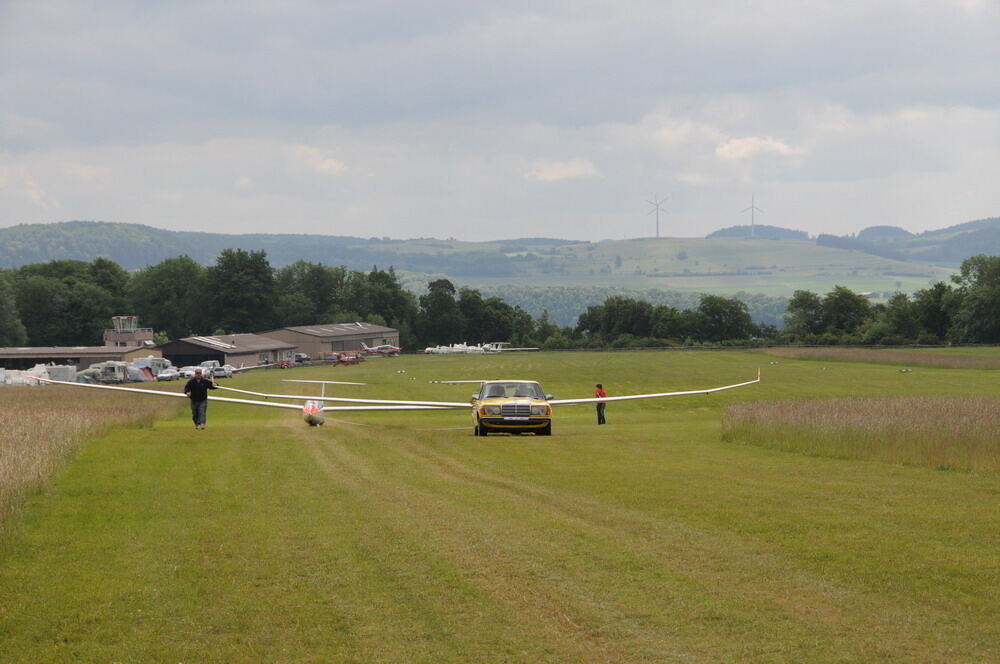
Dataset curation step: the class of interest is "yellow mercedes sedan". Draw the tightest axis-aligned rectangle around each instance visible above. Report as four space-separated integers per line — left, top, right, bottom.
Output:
472 380 553 436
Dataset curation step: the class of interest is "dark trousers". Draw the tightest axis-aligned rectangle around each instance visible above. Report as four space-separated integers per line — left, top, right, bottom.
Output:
596 403 606 425
191 399 208 426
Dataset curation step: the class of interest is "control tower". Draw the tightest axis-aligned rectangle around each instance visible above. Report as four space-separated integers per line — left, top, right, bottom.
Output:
103 316 155 347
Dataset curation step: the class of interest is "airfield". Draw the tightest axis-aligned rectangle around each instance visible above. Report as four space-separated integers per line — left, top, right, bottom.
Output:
1 350 997 662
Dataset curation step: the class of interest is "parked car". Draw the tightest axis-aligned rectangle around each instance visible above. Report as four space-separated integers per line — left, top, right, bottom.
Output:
156 368 181 381
212 365 234 378
294 352 311 363
178 366 200 379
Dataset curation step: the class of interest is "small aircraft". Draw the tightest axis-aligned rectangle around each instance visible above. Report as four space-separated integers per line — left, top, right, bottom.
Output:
361 343 401 357
423 343 488 354
29 370 761 432
480 342 539 353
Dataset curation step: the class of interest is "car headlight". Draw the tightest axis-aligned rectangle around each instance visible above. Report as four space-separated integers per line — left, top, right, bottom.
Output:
484 405 501 415
530 405 550 416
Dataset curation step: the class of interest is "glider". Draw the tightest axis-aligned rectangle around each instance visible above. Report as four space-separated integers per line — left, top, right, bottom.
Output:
29 377 449 426
220 372 761 435
30 370 760 433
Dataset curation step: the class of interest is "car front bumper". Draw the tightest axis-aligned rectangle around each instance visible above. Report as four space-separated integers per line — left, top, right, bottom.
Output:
479 417 550 432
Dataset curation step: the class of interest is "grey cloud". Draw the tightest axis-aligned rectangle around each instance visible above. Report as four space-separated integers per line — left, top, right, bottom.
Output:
0 1 997 239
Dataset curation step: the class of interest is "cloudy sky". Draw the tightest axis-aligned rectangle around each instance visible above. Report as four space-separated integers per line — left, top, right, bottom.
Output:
1 1 998 241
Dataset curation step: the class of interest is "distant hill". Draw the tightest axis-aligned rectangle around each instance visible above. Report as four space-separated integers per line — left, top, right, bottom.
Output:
856 226 914 245
0 221 520 275
828 217 1000 263
0 218 983 304
706 225 810 240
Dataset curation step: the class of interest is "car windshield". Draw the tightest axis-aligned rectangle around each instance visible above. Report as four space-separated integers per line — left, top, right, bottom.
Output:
480 382 544 399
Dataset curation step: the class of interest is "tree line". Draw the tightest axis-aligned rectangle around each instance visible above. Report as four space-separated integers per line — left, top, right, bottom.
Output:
0 251 538 349
0 250 771 350
782 254 1000 345
1 251 998 349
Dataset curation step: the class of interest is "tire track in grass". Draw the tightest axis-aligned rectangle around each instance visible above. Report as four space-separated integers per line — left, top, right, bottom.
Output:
302 423 632 664
308 427 793 662
351 430 986 662
384 435 872 660
419 435 996 661
291 421 565 663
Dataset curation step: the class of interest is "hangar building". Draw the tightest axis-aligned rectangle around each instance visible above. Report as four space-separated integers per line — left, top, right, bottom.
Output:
0 345 159 371
259 322 399 359
158 334 296 369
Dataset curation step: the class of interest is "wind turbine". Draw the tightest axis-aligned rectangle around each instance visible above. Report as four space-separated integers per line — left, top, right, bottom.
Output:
741 194 764 238
646 195 668 239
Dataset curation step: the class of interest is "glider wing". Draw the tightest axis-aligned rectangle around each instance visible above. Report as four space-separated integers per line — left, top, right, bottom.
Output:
548 372 761 405
32 378 453 412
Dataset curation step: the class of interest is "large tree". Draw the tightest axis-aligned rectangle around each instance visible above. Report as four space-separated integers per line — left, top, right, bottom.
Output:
364 267 417 328
13 260 122 345
821 286 872 335
949 254 1000 342
14 275 73 345
912 282 957 341
416 279 464 346
695 295 754 342
0 271 28 346
128 255 210 340
880 293 921 341
207 249 277 333
784 290 825 337
275 260 346 323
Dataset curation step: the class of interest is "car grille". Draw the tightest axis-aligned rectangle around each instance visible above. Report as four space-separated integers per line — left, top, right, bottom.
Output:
500 404 532 417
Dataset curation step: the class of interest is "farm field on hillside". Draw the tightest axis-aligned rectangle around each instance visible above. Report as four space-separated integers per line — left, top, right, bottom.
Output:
0 351 996 663
448 238 954 296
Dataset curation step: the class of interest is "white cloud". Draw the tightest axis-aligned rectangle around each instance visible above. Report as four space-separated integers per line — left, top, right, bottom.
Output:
715 136 803 161
0 113 56 143
523 158 599 182
0 163 59 209
290 146 346 176
0 2 997 240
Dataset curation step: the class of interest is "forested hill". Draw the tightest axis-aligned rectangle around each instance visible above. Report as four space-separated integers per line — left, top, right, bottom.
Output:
0 221 551 275
816 217 1000 262
706 224 809 240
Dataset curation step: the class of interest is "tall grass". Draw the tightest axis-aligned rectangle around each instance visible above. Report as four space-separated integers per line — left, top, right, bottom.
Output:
0 386 178 541
764 346 1000 369
722 397 1000 472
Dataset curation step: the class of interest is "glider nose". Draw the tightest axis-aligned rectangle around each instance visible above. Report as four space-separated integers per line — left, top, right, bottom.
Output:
302 400 325 426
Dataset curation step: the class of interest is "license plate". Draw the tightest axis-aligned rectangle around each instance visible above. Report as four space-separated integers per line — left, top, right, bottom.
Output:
506 417 529 421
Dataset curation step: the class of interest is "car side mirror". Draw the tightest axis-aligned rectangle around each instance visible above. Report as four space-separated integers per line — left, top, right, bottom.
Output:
471 394 479 402
545 394 554 400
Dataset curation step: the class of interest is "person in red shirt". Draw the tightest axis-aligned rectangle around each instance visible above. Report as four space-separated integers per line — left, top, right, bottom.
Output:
594 383 607 425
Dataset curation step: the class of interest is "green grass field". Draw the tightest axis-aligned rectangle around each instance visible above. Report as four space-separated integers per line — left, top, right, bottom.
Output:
1 351 997 662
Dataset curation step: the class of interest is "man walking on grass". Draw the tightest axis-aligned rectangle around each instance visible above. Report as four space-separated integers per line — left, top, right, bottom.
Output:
184 368 218 430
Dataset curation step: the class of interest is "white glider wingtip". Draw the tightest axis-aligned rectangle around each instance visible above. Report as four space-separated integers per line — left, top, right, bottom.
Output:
427 379 487 384
283 379 368 386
